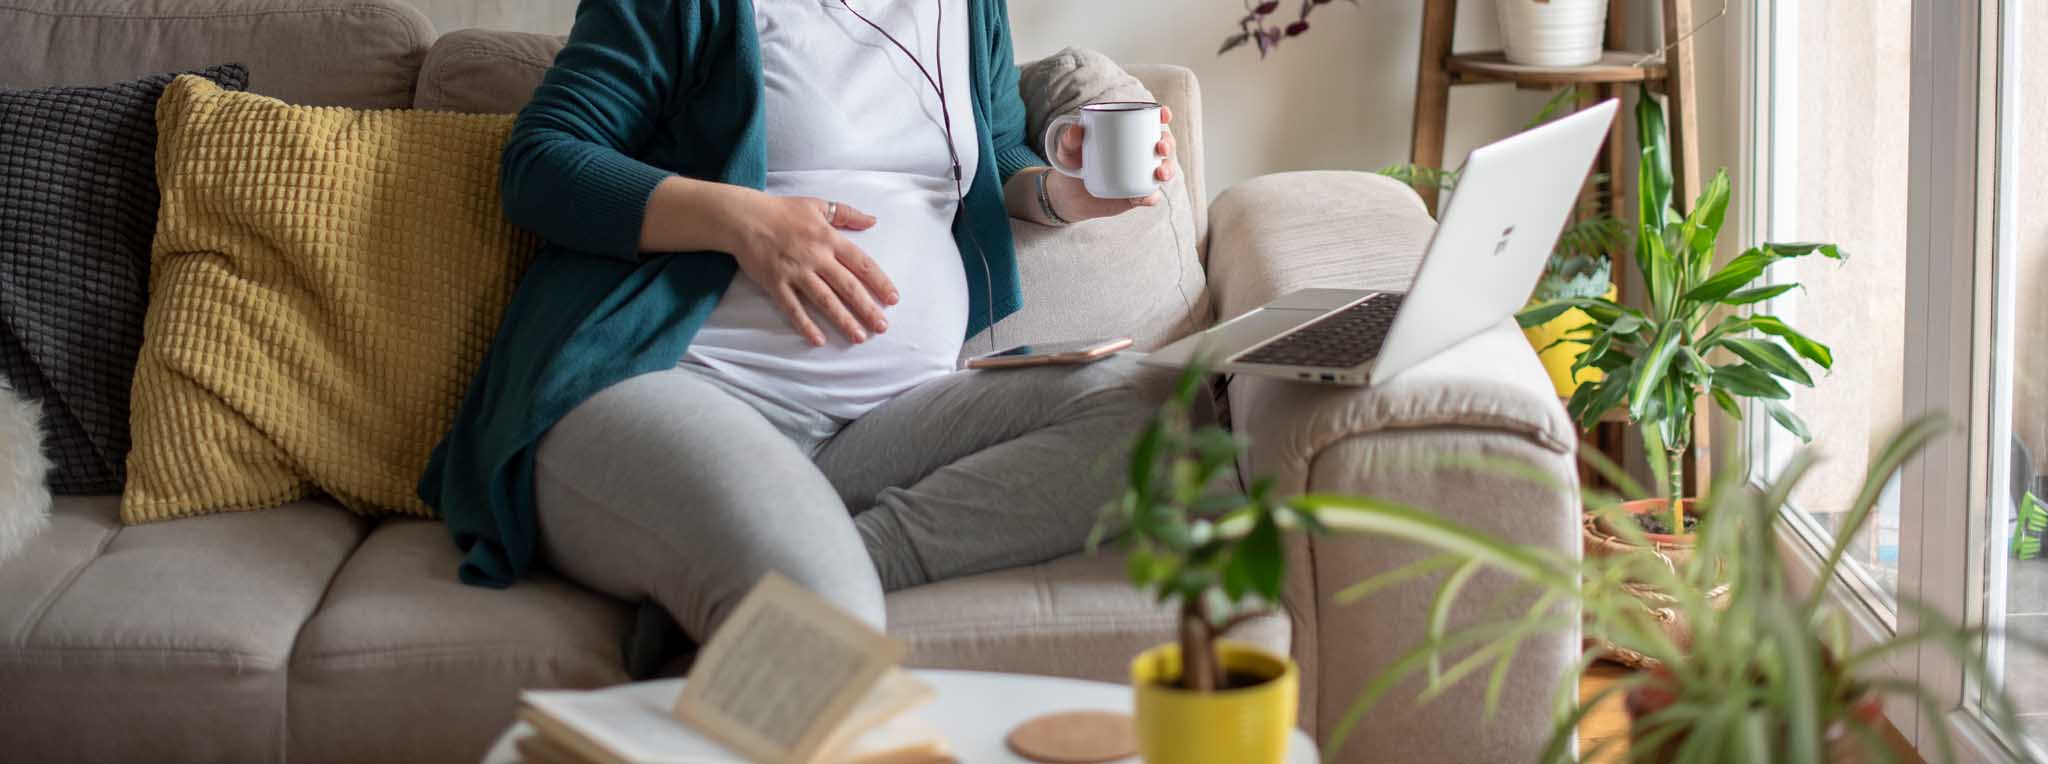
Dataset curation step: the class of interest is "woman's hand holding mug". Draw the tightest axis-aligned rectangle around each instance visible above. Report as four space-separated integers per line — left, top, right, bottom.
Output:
1043 102 1177 221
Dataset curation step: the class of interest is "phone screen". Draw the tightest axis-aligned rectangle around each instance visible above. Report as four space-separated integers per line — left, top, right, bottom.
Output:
986 339 1124 358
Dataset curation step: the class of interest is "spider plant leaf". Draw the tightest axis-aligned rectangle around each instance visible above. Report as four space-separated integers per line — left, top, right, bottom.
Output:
1324 619 1531 759
1334 553 1463 604
1806 415 1948 610
1424 559 1485 683
1575 441 1648 499
1538 680 1636 764
1861 678 1958 764
1481 638 1519 721
1303 495 1572 587
1766 600 1825 764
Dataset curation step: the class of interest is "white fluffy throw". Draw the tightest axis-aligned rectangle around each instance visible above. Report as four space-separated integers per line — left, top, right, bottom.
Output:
0 378 52 564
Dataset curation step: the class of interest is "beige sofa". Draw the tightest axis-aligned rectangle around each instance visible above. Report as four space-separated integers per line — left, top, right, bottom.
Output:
0 2 1581 762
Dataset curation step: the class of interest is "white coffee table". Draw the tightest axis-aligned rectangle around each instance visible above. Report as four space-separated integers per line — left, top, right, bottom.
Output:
482 669 1318 764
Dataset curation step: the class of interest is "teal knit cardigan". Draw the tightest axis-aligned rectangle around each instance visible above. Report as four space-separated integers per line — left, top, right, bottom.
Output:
420 0 1043 587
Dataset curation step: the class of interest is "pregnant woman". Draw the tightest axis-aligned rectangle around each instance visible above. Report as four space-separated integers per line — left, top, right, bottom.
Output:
419 0 1182 645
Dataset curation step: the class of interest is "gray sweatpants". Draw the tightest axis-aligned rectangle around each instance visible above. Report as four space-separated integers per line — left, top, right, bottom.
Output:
531 354 1184 641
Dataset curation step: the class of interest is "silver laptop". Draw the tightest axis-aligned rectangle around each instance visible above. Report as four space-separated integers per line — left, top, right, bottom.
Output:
1143 99 1619 386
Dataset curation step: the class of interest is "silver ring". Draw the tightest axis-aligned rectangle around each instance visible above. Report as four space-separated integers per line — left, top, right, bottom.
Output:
823 201 839 224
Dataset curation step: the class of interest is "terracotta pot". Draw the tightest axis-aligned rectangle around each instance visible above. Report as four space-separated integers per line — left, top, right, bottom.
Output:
1585 498 1701 571
1625 668 1908 763
1582 499 1716 670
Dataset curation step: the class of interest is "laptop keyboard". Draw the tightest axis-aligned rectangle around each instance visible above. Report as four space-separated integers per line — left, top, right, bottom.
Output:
1233 293 1407 369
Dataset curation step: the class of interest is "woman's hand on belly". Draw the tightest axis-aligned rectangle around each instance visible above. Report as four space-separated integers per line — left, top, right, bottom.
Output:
715 191 901 347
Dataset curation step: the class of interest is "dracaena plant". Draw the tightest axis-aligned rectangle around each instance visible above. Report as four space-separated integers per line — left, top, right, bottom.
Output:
1309 417 2038 763
1092 362 1326 692
1517 83 1843 532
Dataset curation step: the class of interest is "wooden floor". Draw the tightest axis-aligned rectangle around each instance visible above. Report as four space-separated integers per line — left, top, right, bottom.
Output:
1578 663 1634 762
1577 663 1923 763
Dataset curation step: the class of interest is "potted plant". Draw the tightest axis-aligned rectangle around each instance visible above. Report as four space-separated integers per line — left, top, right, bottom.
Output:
1307 417 2036 763
1092 364 1321 764
1524 251 1620 395
1519 84 1841 558
1497 0 1610 67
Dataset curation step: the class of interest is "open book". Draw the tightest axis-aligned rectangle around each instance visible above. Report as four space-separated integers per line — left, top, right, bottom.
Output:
516 573 949 764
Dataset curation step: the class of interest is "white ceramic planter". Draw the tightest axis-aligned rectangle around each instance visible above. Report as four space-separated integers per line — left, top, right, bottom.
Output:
1498 0 1610 67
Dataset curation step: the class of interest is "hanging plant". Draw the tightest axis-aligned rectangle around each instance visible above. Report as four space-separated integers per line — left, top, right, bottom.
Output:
1218 0 1360 57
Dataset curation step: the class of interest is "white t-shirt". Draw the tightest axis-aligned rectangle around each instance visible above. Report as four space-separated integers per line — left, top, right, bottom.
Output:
682 0 980 420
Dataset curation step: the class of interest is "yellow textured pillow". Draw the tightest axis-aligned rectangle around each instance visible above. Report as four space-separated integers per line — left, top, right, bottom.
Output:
124 76 536 523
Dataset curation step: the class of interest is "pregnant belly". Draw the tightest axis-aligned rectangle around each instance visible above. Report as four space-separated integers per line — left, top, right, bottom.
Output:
683 171 971 419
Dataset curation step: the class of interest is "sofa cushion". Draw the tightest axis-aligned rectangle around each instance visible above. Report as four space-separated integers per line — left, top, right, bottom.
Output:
0 495 368 763
0 0 432 109
414 28 562 114
887 550 1289 684
289 518 633 764
122 76 536 523
0 64 249 493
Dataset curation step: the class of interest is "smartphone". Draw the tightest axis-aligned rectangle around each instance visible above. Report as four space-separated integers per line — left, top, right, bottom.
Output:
964 337 1135 370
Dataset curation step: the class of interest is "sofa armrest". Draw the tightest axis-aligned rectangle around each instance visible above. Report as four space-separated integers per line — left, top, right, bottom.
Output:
1208 171 1582 764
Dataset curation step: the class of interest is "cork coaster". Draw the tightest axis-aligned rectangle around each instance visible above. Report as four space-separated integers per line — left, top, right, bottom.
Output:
1004 711 1137 763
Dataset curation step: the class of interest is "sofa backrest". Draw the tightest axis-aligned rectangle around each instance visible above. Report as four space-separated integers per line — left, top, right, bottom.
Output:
0 0 432 109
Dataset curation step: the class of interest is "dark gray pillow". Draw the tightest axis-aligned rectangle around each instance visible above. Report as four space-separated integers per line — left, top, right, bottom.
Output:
0 64 249 494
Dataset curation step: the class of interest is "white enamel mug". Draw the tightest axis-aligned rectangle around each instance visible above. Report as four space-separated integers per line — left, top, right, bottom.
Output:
1042 101 1163 200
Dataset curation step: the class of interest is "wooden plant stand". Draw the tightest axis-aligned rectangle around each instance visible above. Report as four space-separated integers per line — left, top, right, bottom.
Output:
1410 0 1710 493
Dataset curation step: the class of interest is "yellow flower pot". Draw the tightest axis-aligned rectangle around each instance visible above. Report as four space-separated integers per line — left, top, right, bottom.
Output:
1523 285 1618 397
1130 640 1298 764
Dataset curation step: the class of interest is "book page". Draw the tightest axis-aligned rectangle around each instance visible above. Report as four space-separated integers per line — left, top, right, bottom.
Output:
676 573 909 764
522 686 734 764
816 669 936 759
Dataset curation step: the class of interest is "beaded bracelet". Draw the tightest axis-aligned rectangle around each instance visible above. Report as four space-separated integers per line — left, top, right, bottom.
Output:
1035 168 1072 226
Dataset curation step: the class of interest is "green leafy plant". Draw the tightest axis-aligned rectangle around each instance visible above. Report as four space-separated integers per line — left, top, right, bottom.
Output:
1305 419 2038 763
1381 88 1625 305
1091 363 1325 692
1517 84 1843 533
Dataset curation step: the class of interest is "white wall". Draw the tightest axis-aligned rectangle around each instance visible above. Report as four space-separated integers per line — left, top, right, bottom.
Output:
404 0 1555 197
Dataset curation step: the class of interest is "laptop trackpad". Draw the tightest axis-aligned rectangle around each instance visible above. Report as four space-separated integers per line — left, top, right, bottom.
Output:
1190 308 1322 360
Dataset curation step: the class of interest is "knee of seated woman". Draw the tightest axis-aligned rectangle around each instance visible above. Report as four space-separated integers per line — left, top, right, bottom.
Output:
1051 354 1200 421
